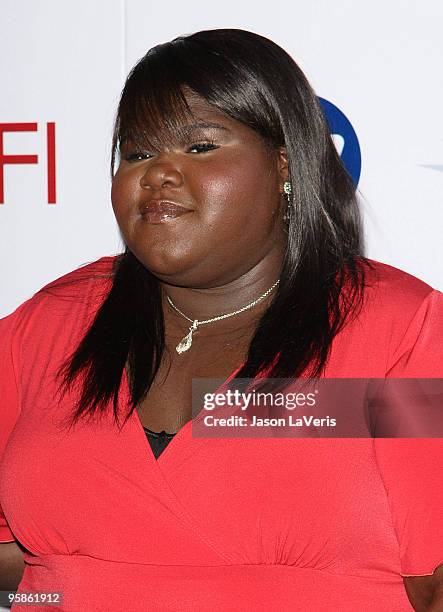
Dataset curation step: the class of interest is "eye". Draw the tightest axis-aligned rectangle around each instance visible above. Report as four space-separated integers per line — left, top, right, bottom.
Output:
123 151 152 162
187 141 219 154
122 141 218 162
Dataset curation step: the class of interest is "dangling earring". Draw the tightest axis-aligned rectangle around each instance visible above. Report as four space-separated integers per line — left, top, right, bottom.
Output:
282 180 292 222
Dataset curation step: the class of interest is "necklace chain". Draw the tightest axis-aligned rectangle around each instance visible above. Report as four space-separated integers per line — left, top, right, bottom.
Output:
166 279 280 354
166 279 280 325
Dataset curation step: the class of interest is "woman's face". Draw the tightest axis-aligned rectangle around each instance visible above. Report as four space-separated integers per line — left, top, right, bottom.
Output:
111 91 288 288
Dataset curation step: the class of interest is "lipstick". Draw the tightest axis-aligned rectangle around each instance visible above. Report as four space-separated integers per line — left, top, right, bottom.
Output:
140 200 191 224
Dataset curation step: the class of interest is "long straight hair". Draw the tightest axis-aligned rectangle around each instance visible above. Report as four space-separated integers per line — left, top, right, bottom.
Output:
50 28 371 429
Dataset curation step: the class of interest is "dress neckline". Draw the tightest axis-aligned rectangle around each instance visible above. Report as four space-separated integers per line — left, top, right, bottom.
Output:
142 426 176 438
123 362 246 466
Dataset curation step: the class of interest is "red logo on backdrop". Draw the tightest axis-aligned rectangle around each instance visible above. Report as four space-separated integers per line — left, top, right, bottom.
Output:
0 122 56 204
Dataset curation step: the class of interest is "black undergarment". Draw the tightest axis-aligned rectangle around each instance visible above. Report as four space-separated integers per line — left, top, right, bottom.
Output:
143 426 176 459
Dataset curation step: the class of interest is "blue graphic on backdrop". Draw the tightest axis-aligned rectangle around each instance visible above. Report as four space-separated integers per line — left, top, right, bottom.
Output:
318 97 361 186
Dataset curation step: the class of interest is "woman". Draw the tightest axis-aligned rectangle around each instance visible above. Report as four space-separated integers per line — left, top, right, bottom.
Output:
1 28 442 611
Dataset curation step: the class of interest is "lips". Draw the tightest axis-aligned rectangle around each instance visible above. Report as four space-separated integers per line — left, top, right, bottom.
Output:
140 200 191 223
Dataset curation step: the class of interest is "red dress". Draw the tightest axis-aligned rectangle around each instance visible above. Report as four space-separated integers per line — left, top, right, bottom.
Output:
1 256 442 611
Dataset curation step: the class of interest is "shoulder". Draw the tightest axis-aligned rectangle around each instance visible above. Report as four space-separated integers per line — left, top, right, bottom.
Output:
1 255 120 337
37 254 118 296
352 258 443 375
359 258 439 320
362 258 435 300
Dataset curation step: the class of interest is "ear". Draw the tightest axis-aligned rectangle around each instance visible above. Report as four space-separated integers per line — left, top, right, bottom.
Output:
276 146 289 191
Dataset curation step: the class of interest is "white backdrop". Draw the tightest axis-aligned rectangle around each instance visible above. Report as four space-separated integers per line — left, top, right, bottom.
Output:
1 0 442 319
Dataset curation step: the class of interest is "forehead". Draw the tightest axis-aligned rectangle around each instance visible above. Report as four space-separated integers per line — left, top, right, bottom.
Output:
173 93 234 134
119 87 255 149
182 90 219 114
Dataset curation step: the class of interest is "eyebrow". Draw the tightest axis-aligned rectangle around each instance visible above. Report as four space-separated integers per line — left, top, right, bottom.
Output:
178 121 230 136
119 121 230 149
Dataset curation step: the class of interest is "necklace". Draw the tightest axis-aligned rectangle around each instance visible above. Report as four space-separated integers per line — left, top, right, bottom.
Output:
166 279 280 354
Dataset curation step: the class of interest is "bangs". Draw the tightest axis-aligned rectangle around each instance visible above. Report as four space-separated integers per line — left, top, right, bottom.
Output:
110 32 285 176
116 51 197 153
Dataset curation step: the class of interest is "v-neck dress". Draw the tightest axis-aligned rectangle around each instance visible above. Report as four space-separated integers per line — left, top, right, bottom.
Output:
144 427 176 459
1 256 442 611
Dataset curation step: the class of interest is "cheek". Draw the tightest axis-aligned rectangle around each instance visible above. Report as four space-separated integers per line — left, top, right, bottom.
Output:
201 158 280 231
111 173 138 223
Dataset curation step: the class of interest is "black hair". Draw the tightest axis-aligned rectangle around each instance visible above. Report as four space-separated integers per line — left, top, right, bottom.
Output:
51 28 372 428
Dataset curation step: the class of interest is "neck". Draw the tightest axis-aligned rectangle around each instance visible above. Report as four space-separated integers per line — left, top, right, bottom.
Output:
160 252 283 326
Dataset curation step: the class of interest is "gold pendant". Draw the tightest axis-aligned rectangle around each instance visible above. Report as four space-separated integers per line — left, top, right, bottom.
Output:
176 320 199 354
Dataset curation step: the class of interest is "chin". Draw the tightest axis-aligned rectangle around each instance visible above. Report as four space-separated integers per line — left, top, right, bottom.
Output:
131 249 198 284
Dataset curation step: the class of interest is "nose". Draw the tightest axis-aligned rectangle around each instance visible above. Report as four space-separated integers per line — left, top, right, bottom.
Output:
139 158 184 191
